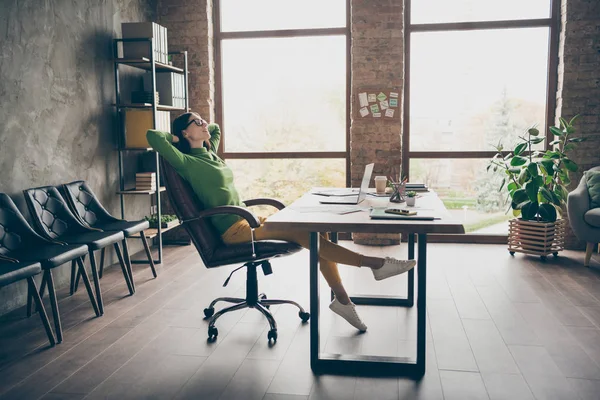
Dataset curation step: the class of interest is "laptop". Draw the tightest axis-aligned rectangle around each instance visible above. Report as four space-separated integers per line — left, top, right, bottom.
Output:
319 163 374 205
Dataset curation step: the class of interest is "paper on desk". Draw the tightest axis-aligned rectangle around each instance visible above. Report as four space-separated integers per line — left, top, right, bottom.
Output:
291 205 370 215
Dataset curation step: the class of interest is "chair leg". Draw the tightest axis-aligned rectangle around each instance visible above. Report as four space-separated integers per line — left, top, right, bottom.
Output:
69 259 77 295
585 242 595 267
208 297 245 310
113 243 134 295
45 270 63 343
28 272 46 316
76 258 101 317
88 250 104 315
73 254 85 294
208 302 249 329
26 279 34 317
27 277 56 347
260 298 308 314
121 239 136 292
98 248 106 279
140 232 157 278
255 303 277 332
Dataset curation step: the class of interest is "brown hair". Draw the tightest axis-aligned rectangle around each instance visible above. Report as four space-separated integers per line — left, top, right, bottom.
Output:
171 112 210 153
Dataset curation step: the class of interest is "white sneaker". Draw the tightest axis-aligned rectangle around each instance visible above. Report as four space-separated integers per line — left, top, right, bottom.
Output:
372 258 416 281
329 298 367 332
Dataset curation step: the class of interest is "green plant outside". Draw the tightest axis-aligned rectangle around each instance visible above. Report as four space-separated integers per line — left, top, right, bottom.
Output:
464 214 512 233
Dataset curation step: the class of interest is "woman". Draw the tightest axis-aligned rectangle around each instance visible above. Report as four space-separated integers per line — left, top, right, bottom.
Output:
146 112 416 332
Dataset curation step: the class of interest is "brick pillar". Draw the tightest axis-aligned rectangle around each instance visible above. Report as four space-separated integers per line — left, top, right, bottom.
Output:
556 0 600 249
351 0 405 245
158 0 215 121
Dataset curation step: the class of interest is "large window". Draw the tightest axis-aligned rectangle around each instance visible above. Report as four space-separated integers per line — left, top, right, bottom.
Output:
404 0 559 238
215 0 349 204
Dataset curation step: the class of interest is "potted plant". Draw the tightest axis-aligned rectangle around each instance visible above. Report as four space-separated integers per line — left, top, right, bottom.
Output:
487 116 585 259
144 214 179 229
405 191 417 206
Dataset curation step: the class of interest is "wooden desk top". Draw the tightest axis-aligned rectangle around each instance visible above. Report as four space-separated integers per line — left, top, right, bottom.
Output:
264 190 466 235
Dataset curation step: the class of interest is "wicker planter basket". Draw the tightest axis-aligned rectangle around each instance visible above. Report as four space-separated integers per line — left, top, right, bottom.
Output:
508 218 566 260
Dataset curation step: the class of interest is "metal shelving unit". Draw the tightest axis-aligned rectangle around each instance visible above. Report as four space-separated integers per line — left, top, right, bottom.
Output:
113 38 189 264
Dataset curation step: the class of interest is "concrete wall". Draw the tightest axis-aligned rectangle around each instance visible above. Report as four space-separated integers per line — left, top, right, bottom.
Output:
0 0 157 315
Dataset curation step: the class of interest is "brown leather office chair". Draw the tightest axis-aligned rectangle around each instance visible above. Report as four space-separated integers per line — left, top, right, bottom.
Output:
160 158 309 342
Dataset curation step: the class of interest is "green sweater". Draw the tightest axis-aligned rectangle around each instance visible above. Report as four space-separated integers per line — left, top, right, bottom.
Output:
146 125 244 235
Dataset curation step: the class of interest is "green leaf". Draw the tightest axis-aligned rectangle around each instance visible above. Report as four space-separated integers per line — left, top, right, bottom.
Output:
510 156 528 166
562 158 578 172
507 182 518 194
544 151 561 160
563 143 575 152
566 126 575 134
569 114 580 125
540 160 554 175
540 187 554 203
514 143 527 156
512 209 521 217
518 168 530 185
512 189 528 205
568 137 586 143
525 180 539 202
549 139 561 146
527 162 538 177
538 203 557 222
528 127 540 136
522 202 539 220
530 137 545 144
558 171 571 185
559 117 568 130
508 168 521 174
534 176 544 187
499 178 506 192
550 126 564 137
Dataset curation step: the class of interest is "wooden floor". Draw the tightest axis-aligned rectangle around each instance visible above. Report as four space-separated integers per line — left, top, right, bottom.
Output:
0 242 599 400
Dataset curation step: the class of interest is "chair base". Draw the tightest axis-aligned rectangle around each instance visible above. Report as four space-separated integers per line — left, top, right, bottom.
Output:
204 294 310 343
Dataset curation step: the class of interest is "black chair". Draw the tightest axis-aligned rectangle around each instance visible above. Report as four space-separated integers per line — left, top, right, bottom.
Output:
0 193 99 343
61 181 157 292
160 158 309 343
0 260 55 346
23 186 133 316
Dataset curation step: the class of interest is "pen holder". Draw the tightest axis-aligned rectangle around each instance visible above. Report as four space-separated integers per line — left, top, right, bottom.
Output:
389 182 406 203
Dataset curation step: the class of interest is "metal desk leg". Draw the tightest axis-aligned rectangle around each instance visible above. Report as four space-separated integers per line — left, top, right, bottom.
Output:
416 233 427 375
310 231 320 371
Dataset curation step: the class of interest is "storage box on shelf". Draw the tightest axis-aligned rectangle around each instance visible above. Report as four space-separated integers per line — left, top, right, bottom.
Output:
113 24 189 264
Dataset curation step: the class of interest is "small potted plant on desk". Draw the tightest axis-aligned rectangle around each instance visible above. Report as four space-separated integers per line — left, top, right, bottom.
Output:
405 191 417 206
487 116 585 260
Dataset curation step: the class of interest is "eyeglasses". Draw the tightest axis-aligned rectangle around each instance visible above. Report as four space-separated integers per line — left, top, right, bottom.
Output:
185 118 206 128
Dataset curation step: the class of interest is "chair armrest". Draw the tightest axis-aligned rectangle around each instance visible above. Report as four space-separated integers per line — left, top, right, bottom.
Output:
243 198 285 210
181 205 261 228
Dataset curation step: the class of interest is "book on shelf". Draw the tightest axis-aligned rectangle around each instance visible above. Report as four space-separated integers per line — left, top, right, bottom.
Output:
143 72 185 108
123 109 170 148
121 22 168 64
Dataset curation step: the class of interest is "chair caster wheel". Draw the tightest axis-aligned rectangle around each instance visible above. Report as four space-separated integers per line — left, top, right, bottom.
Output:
553 252 559 257
267 329 277 342
208 326 218 341
540 256 547 261
299 311 310 322
204 307 214 318
509 251 515 256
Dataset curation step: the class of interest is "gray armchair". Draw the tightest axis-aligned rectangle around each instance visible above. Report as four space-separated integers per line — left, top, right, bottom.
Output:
567 166 600 267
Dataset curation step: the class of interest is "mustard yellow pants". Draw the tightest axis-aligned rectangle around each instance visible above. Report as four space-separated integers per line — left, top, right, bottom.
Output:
221 217 363 287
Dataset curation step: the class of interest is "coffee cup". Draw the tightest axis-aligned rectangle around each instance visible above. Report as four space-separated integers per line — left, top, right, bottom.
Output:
374 176 387 194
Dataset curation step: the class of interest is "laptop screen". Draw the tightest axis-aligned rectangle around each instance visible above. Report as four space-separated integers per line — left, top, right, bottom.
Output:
357 163 375 203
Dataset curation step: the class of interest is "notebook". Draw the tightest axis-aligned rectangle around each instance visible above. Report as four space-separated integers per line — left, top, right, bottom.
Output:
319 163 374 205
